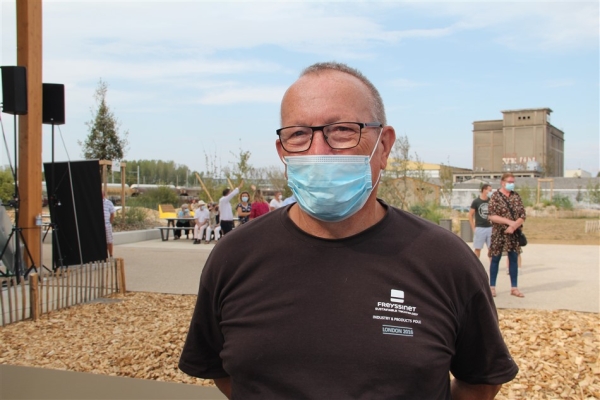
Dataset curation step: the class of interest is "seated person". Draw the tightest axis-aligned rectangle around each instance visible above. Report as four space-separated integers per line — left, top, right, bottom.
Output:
205 203 222 243
193 201 210 244
174 204 191 240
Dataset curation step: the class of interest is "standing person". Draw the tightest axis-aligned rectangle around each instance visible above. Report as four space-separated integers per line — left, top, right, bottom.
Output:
180 62 517 399
249 188 270 220
205 203 221 244
193 201 210 244
488 172 526 298
469 183 493 259
102 191 115 258
218 181 244 236
236 191 252 225
174 204 191 240
269 191 283 211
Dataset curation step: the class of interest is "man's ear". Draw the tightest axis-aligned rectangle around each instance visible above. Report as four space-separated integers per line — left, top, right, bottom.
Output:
378 126 396 171
276 139 288 179
276 139 285 160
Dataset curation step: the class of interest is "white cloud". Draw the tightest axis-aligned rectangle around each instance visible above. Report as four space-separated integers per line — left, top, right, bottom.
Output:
197 85 287 105
406 2 599 51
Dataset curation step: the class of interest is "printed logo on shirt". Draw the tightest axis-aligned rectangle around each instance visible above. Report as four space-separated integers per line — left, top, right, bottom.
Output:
382 325 414 337
372 288 421 331
391 289 404 303
478 203 489 220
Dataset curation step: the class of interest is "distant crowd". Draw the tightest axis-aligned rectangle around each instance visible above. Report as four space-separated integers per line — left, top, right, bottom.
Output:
173 183 295 244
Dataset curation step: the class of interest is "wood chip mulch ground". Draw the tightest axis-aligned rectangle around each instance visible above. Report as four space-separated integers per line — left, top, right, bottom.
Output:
0 292 598 399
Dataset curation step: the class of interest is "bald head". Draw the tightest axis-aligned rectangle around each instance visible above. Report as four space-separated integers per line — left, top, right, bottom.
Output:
283 62 387 126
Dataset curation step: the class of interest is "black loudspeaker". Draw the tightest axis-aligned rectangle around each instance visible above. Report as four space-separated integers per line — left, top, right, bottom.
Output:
44 160 107 266
0 66 28 115
43 83 65 125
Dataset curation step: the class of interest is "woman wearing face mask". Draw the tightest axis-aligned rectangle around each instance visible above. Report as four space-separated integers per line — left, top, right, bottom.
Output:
236 191 252 224
488 173 526 298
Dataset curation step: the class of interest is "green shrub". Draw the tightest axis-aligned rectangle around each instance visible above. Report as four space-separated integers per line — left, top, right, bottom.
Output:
0 167 15 204
114 207 148 231
409 204 426 217
551 194 573 210
516 185 534 207
410 202 445 224
586 182 600 204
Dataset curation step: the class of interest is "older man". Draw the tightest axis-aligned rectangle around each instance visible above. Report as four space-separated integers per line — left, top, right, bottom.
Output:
193 200 210 244
180 62 517 399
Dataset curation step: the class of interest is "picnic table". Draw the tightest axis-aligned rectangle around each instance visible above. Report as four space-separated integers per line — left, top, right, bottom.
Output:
165 217 195 228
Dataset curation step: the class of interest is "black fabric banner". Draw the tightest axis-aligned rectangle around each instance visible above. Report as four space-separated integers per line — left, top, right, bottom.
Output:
44 160 106 266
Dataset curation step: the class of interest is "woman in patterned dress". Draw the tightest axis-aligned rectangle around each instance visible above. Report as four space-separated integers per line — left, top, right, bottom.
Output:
236 191 252 225
488 172 526 298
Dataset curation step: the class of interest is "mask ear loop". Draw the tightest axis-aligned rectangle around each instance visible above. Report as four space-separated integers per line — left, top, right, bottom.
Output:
368 127 384 161
278 153 289 179
369 127 385 188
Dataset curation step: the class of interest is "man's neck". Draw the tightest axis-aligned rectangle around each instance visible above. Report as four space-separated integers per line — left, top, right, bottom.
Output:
480 194 488 201
288 195 386 239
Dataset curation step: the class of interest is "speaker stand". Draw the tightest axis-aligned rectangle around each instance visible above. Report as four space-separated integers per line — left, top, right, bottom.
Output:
47 123 66 272
0 114 38 282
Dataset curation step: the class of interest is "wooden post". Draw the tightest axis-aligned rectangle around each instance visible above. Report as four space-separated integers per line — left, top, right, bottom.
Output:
16 0 43 270
195 173 214 202
117 257 126 294
21 278 26 320
30 273 40 321
537 178 554 204
120 162 126 217
99 160 111 195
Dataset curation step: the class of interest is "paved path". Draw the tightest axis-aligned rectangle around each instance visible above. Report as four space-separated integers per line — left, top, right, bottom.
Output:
108 239 599 313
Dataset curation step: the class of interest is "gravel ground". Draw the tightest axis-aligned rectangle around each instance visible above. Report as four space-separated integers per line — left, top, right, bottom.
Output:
0 292 598 399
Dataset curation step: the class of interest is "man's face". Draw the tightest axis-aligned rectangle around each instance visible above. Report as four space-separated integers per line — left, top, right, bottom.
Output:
276 70 395 181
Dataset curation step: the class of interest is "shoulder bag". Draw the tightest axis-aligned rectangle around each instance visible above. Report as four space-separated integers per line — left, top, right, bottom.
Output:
498 193 527 247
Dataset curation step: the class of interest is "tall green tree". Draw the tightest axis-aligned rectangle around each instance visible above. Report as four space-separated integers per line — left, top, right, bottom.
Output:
79 79 129 162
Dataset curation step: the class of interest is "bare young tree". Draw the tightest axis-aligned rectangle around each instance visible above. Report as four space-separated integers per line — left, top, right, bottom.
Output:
439 158 454 208
378 135 411 210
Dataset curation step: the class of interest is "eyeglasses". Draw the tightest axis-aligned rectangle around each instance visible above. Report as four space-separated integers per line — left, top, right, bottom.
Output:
276 122 382 153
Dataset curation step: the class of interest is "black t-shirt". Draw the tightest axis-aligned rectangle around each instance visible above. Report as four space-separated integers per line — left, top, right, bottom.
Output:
470 197 492 228
179 201 517 399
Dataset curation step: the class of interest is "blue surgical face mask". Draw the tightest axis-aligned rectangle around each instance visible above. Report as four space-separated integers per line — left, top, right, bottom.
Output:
242 196 249 202
283 130 382 222
505 183 515 191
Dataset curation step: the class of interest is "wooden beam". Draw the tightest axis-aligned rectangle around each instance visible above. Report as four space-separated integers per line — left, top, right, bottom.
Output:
17 0 43 269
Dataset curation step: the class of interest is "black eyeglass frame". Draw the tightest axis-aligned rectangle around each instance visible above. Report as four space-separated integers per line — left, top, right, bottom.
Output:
276 121 383 153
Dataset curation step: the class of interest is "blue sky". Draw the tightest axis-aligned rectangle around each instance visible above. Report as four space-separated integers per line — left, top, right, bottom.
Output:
1 1 598 177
